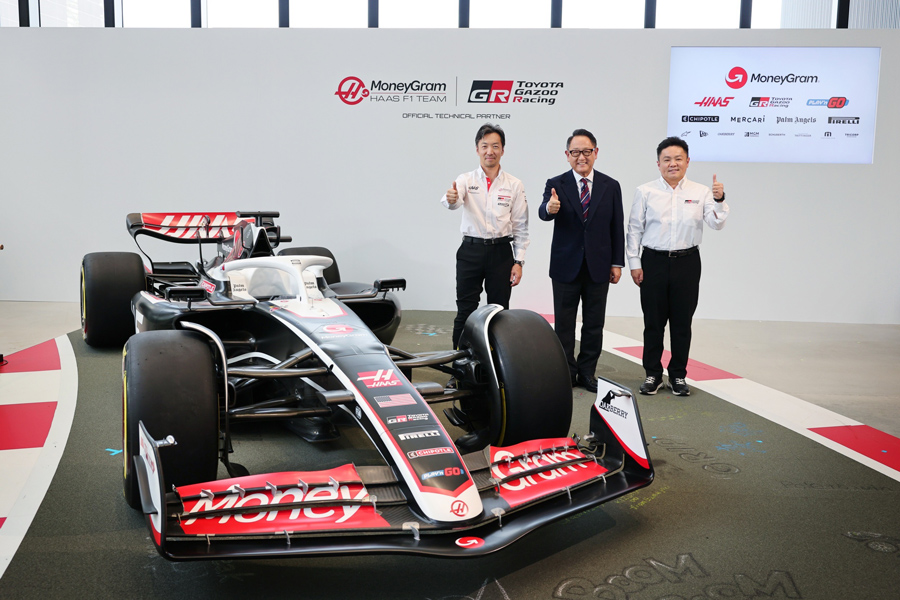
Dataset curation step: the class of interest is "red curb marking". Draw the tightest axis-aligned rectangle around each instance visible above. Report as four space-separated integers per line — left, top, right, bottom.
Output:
0 517 5 530
809 425 900 472
614 346 742 381
0 402 58 450
0 340 61 374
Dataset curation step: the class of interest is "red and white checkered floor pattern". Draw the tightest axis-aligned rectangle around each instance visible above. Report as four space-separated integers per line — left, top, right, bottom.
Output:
0 337 78 579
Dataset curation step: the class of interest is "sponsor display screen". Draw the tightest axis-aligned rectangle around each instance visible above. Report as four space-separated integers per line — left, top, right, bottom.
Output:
667 47 881 163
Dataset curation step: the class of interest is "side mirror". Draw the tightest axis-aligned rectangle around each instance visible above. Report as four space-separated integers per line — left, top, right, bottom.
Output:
375 278 406 292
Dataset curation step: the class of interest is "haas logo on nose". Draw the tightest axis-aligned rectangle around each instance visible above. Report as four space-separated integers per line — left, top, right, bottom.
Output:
450 500 469 517
726 66 748 89
356 369 402 388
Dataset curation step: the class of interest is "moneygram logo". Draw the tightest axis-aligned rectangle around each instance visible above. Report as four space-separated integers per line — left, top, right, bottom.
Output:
469 80 513 103
335 76 369 105
726 66 818 89
726 66 748 89
322 324 355 334
336 76 448 106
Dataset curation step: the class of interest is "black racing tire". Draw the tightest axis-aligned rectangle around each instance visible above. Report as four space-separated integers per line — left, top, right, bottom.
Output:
278 246 341 284
81 252 145 348
488 310 573 446
122 330 219 510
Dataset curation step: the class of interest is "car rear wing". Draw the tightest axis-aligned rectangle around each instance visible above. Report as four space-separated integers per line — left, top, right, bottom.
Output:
126 212 247 244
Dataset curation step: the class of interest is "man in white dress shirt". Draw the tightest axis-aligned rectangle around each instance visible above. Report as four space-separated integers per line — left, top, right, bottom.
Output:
441 123 529 350
626 137 729 397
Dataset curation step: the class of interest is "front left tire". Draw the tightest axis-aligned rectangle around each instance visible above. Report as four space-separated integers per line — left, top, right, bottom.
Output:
122 330 220 510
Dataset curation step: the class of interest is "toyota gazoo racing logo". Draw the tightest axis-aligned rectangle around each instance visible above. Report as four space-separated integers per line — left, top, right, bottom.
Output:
749 96 791 108
468 80 563 106
469 80 513 103
386 413 429 425
356 369 402 388
335 76 369 105
725 66 748 89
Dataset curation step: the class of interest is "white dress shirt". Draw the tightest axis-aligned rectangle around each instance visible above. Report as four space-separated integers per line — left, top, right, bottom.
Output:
572 169 592 195
626 176 729 270
441 167 530 262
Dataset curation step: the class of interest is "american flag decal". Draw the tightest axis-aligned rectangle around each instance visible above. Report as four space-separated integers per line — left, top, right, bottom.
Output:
374 393 416 408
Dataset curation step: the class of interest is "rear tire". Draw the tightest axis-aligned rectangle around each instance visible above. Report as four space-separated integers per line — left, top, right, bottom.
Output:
123 331 219 510
488 310 573 446
81 252 145 347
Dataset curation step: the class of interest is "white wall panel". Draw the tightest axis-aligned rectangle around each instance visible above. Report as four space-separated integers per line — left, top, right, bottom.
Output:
0 28 898 325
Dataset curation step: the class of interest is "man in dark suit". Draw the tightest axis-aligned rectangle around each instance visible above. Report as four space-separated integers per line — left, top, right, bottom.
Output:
539 129 625 393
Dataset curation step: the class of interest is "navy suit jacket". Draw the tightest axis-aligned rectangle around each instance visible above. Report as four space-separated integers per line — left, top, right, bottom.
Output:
538 169 625 283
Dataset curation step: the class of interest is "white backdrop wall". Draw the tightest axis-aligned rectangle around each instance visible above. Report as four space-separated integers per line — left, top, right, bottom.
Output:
1 28 898 325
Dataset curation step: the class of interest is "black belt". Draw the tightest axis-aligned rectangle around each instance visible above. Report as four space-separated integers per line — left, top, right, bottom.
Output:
463 235 513 245
643 246 698 258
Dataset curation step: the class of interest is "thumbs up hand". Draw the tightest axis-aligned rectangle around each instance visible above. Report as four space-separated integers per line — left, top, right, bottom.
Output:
547 188 561 215
712 174 724 200
446 181 459 204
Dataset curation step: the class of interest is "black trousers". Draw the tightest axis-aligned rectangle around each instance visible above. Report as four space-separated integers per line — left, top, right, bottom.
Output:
552 260 610 380
452 239 514 348
640 248 701 380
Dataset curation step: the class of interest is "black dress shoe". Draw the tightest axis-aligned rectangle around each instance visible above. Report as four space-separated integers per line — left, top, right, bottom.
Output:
576 374 598 393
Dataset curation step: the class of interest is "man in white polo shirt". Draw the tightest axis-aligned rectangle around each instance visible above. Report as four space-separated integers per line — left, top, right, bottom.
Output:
626 136 729 397
441 123 530 350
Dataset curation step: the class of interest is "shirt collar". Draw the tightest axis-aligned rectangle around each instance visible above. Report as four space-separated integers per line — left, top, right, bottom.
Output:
478 166 503 182
658 175 686 191
572 169 593 185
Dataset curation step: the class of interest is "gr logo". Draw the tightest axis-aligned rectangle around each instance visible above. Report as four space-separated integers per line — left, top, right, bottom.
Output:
469 80 513 103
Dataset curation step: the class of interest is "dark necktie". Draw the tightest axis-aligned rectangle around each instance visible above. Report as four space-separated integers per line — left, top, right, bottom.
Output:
580 178 591 220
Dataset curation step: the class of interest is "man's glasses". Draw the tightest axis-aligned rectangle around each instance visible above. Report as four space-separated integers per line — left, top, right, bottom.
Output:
567 149 596 157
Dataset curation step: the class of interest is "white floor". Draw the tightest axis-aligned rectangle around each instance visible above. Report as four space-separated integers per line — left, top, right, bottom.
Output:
2 301 899 438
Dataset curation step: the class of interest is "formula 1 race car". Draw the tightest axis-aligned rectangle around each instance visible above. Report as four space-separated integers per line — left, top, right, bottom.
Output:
80 211 654 560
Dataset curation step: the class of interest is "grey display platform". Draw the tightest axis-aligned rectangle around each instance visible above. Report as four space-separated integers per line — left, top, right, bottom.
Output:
1 312 897 599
